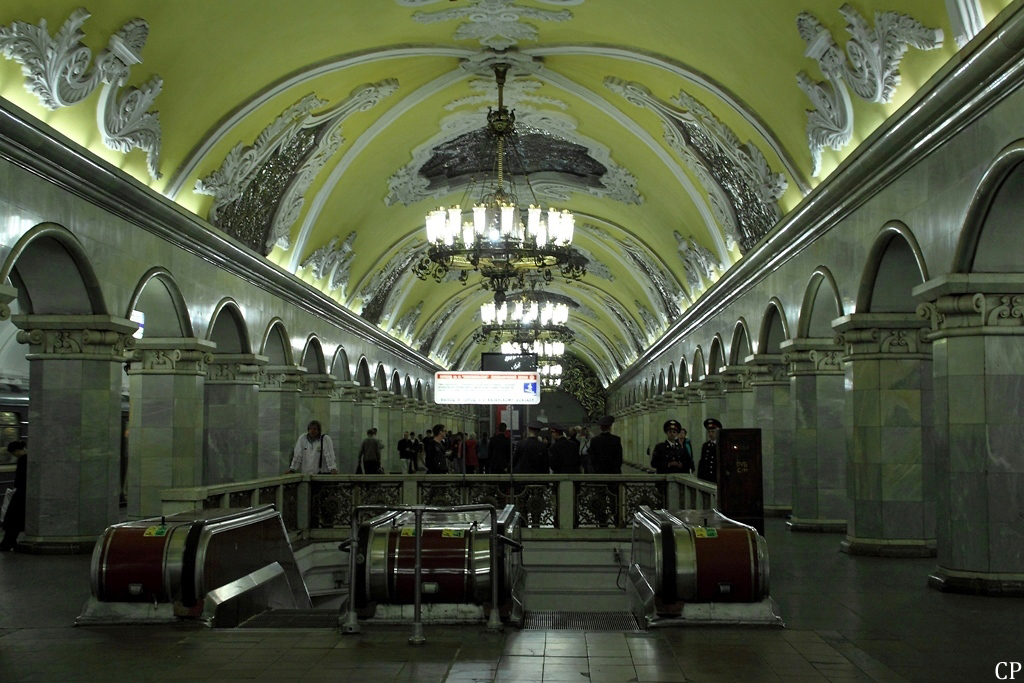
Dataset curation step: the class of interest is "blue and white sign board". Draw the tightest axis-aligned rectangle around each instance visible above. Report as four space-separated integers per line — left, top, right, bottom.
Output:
435 371 540 405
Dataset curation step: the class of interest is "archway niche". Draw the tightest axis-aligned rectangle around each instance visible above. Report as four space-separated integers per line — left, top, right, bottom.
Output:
261 321 292 365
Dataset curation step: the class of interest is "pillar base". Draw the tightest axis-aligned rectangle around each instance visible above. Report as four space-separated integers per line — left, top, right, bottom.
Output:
841 536 936 558
928 567 1024 596
14 536 97 554
763 505 792 518
787 518 846 533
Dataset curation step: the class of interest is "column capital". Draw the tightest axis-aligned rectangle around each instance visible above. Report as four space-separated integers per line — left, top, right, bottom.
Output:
331 380 360 400
743 353 789 385
0 283 17 321
719 365 754 392
914 273 1024 339
12 314 137 361
260 363 307 391
300 372 337 396
205 353 268 384
833 313 932 360
127 337 217 375
780 337 843 376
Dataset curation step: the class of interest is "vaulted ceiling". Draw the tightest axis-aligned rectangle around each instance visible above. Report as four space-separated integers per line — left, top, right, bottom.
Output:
0 0 1010 384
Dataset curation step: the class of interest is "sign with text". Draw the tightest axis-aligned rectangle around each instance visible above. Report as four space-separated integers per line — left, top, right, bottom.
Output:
435 371 540 405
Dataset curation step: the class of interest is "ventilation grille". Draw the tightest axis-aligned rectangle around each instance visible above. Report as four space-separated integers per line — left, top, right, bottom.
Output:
237 609 339 629
523 611 642 631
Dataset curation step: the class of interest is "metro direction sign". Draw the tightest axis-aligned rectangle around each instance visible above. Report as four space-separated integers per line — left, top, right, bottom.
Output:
434 371 540 405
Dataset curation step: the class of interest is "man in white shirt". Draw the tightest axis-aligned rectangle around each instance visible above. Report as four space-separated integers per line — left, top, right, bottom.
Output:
287 420 338 474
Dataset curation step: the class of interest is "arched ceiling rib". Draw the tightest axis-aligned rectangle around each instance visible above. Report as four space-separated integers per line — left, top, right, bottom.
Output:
0 0 1004 386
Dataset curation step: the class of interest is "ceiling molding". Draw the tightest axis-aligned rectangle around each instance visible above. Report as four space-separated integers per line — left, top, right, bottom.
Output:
165 45 477 198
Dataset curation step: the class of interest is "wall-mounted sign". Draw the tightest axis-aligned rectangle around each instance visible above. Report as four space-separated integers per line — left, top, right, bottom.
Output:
435 371 540 405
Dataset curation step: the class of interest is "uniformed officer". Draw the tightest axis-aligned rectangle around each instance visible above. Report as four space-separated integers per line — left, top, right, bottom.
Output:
697 417 721 483
650 419 695 474
548 424 582 473
589 415 623 474
513 421 549 474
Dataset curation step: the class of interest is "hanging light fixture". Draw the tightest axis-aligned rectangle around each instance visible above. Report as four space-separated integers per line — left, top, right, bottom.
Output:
501 340 565 358
412 63 586 303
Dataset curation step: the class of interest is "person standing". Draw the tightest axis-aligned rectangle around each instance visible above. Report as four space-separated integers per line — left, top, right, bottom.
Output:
698 418 721 483
464 432 478 474
589 415 623 474
548 425 581 474
287 421 338 475
357 428 383 474
477 431 490 474
488 422 511 475
0 441 27 551
650 419 694 474
398 431 418 473
512 422 549 474
424 424 448 474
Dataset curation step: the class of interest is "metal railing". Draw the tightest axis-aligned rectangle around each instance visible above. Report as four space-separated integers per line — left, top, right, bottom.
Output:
161 473 717 539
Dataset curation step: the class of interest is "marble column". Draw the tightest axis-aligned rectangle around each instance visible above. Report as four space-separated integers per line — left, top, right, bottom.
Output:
780 338 847 532
701 375 727 426
204 353 266 485
917 277 1024 594
834 314 935 557
126 338 215 518
745 354 793 515
375 392 394 472
330 382 359 474
684 381 707 437
353 388 379 450
670 388 691 441
257 364 306 478
721 366 755 429
11 314 136 552
300 373 336 435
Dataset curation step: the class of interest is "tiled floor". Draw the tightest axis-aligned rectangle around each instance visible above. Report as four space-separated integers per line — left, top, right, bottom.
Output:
1 519 1020 682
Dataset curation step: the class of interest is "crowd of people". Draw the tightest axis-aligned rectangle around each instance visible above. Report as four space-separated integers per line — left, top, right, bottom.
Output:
282 414 722 482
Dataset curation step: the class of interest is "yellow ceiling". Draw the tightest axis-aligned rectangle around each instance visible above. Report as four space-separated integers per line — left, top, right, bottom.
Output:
1 0 1012 383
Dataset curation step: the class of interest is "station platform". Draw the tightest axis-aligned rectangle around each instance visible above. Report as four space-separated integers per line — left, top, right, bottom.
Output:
0 519 1018 682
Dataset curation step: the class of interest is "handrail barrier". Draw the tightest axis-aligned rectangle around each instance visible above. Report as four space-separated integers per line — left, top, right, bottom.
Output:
161 473 716 541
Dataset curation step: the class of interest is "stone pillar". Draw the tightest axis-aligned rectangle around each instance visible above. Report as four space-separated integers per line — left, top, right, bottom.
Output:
330 382 359 474
745 354 793 515
257 364 306 478
353 388 379 452
684 381 706 436
670 388 691 441
721 366 755 429
300 373 336 435
204 353 267 485
11 314 136 552
376 392 394 472
781 338 847 532
702 375 728 427
917 277 1024 594
834 314 935 557
126 338 215 518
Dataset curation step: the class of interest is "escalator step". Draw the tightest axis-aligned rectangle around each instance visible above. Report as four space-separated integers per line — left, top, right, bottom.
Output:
522 610 642 631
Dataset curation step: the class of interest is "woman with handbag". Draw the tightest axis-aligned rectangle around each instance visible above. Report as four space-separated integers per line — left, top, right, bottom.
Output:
1 440 27 551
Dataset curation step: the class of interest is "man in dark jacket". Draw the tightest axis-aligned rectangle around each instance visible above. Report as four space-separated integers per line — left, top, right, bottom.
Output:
651 419 695 475
697 418 721 483
1 440 27 551
548 424 581 473
488 422 511 475
424 424 449 474
513 422 549 474
589 415 623 474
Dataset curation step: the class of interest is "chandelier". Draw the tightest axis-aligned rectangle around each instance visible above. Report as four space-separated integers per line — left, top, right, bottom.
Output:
411 63 585 303
501 340 565 358
540 361 562 390
480 300 569 326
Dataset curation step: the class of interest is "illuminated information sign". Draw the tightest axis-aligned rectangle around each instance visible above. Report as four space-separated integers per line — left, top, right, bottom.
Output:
434 371 540 405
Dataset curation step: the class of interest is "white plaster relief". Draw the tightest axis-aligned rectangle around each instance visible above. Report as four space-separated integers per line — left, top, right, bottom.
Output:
797 5 943 177
196 80 397 252
0 8 164 179
404 0 575 49
945 0 985 48
299 232 357 296
584 223 685 318
386 77 640 207
674 231 722 295
605 77 786 253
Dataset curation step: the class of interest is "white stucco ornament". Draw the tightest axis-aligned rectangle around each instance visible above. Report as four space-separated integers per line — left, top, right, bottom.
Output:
797 4 943 176
0 8 164 179
399 0 578 49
